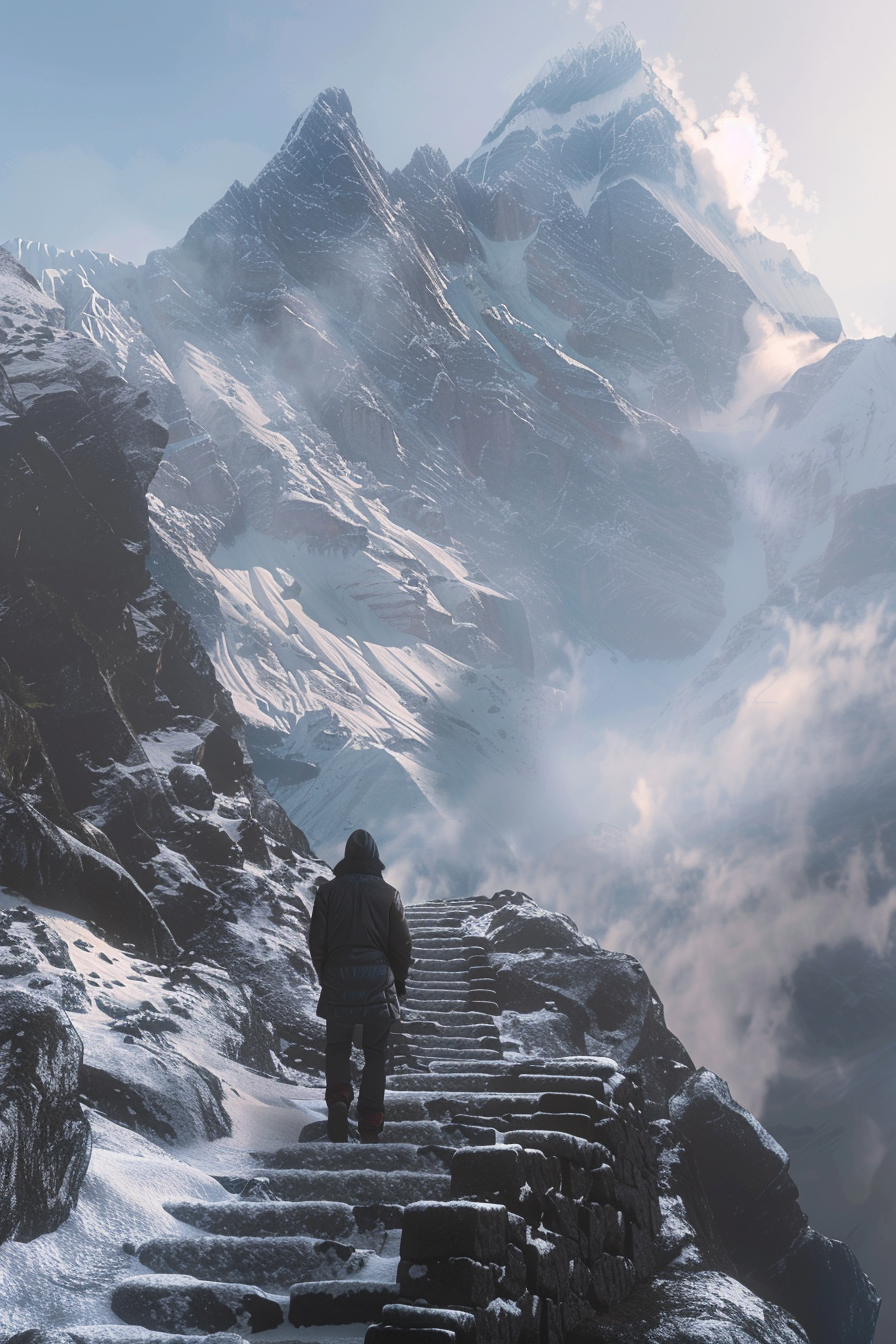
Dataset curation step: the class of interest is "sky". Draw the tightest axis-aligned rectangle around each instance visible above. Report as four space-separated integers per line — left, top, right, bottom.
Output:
1 0 894 337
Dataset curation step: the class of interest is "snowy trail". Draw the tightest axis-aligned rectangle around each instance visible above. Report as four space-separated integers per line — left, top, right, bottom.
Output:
96 896 659 1343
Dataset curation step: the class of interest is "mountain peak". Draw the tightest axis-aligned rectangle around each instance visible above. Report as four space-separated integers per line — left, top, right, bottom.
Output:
282 87 354 150
481 22 643 147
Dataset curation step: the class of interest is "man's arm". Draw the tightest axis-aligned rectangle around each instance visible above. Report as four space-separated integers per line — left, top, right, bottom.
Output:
387 890 413 992
308 882 330 982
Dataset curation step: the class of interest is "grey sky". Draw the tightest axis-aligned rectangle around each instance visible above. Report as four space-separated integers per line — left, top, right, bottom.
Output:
1 0 893 336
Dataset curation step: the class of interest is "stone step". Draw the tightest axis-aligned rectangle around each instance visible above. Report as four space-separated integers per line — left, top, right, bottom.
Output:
291 1122 492 1147
163 1199 403 1240
379 1121 497 1146
428 1059 514 1074
396 1024 501 1040
404 991 472 1003
386 1074 507 1093
522 1056 618 1077
289 1280 402 1328
401 1009 495 1025
134 1234 395 1290
411 959 472 971
507 1073 612 1099
394 1039 501 1054
409 1048 502 1061
405 980 470 992
15 1331 244 1344
401 999 474 1013
110 1275 283 1335
407 968 470 980
258 1141 451 1171
380 1095 533 1122
214 1169 452 1203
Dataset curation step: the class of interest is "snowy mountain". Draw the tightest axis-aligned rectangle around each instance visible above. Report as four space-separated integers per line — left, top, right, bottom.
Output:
5 24 842 869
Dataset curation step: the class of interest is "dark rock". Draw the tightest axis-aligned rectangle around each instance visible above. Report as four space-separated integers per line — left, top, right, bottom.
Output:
754 1228 880 1344
0 988 91 1243
450 1144 525 1202
397 1256 499 1308
168 763 214 810
401 1200 509 1265
669 1070 807 1275
669 1070 879 1343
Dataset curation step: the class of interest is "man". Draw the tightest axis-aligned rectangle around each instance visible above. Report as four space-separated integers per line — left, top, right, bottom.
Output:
308 829 412 1143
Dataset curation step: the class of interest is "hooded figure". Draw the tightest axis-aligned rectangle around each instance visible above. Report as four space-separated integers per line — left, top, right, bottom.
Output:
308 829 412 1142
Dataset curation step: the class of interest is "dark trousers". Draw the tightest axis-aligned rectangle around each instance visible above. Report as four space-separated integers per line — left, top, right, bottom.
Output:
325 1018 391 1114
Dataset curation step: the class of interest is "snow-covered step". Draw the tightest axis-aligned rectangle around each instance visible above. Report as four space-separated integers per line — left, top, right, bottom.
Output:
259 1142 450 1171
110 1276 283 1336
214 1168 452 1203
397 1038 501 1053
397 1023 500 1040
163 1199 402 1240
402 1009 496 1026
409 958 472 971
386 1073 509 1092
19 1331 244 1344
289 1280 402 1329
410 1047 502 1061
133 1235 396 1290
405 971 471 984
400 998 475 1012
426 1058 512 1074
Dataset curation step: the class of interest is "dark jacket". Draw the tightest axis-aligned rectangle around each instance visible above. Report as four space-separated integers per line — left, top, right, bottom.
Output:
309 863 413 1023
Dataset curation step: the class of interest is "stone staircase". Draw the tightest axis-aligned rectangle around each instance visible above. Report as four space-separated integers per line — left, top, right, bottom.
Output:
105 896 662 1344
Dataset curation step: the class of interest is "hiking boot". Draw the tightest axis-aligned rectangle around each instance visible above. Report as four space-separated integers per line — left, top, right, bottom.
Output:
325 1085 352 1143
357 1107 384 1144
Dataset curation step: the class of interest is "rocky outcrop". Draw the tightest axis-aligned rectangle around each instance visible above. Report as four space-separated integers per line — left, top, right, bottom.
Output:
0 247 332 1107
670 1070 879 1344
0 988 91 1244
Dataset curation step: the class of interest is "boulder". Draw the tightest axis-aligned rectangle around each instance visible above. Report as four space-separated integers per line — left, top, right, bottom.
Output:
168 764 214 811
669 1070 880 1344
0 988 91 1243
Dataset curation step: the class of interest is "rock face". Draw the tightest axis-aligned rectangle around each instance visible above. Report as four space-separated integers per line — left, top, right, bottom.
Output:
0 244 334 1142
0 988 91 1243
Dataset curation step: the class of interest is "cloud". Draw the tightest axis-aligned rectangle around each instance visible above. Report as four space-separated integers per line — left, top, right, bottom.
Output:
651 55 818 267
383 601 896 1117
705 303 833 426
519 604 896 1115
847 314 887 340
0 138 268 262
565 0 602 28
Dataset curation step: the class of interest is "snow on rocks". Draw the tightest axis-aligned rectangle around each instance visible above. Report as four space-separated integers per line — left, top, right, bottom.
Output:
0 989 91 1244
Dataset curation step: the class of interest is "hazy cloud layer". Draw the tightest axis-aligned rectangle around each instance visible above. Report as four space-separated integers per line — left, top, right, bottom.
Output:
536 606 896 1114
389 604 896 1117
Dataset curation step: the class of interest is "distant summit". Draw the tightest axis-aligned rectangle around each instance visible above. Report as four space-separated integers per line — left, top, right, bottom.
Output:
482 22 644 146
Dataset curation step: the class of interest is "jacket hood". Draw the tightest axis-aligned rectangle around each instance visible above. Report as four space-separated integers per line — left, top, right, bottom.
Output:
342 828 384 872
